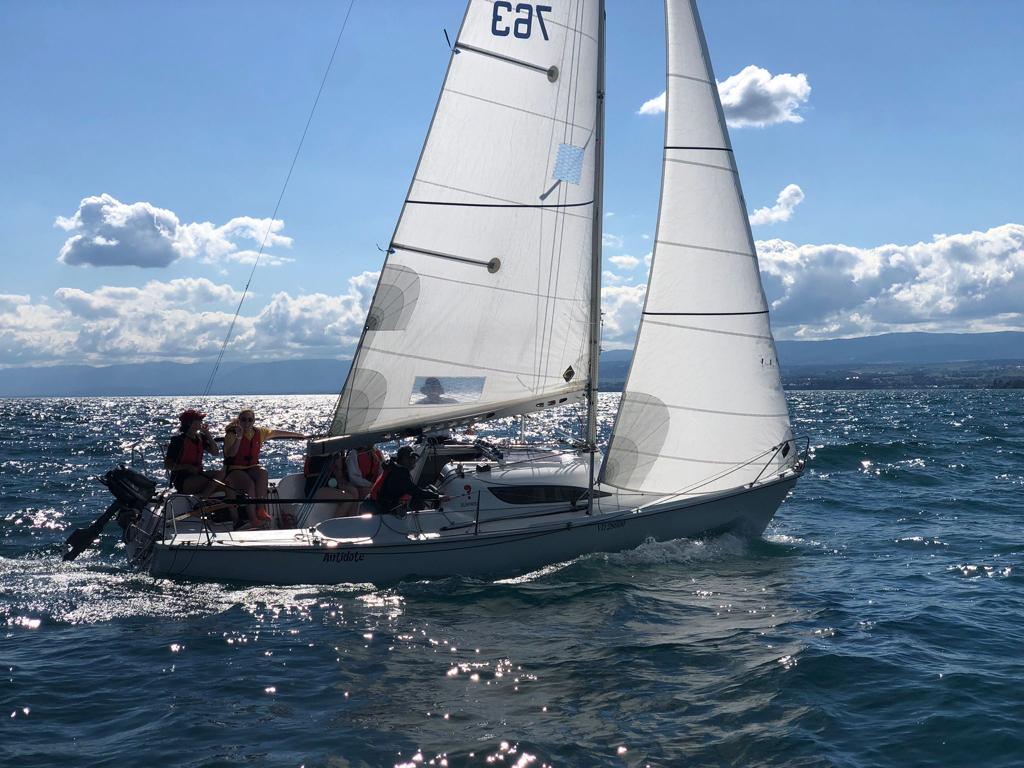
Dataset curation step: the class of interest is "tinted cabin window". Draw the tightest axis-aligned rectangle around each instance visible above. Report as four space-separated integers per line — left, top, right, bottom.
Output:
488 486 611 506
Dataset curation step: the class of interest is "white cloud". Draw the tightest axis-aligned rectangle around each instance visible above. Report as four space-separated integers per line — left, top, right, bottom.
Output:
0 272 378 367
6 224 1023 365
602 270 629 286
749 183 805 226
56 193 293 268
609 225 1024 346
609 255 640 270
719 66 811 128
0 294 31 310
758 223 1024 338
601 284 647 348
602 232 624 249
253 271 378 354
638 92 666 116
643 252 653 267
637 65 811 128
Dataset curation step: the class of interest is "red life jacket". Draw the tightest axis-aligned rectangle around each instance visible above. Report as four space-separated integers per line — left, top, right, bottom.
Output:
178 435 204 470
368 464 391 501
357 447 383 481
230 429 263 468
368 463 412 510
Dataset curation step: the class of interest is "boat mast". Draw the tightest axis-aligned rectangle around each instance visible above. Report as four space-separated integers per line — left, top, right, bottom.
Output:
586 0 607 512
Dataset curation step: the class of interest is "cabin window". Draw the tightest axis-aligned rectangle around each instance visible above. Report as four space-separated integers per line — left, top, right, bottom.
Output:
488 485 611 506
409 376 485 406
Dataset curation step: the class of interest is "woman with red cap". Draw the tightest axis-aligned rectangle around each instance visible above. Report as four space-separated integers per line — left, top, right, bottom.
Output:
164 409 225 496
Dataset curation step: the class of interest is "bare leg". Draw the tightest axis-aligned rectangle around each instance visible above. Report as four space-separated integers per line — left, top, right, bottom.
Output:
247 466 270 522
226 469 259 526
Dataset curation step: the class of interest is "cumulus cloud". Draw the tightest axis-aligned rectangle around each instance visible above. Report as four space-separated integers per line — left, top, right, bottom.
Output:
602 225 1024 346
56 193 293 268
0 273 378 367
758 224 1024 338
718 66 811 128
749 184 805 226
637 92 666 116
6 224 1024 365
609 255 640 270
0 294 31 310
253 271 378 354
602 232 624 249
602 270 629 286
637 65 810 128
601 284 647 348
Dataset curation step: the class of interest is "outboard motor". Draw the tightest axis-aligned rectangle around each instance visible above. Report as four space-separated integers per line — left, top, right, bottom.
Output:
62 465 159 562
102 465 157 513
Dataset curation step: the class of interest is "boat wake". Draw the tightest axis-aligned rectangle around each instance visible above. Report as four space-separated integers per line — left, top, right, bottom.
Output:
594 533 751 569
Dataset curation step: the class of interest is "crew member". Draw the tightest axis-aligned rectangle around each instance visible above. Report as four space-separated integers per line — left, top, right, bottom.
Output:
345 444 385 498
164 409 240 527
416 377 457 405
224 408 307 528
370 446 442 515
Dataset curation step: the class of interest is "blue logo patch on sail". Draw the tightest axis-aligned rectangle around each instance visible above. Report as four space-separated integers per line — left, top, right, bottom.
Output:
552 143 585 185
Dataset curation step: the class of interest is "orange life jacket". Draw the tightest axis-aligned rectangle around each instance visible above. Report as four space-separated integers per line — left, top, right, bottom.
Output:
229 429 263 468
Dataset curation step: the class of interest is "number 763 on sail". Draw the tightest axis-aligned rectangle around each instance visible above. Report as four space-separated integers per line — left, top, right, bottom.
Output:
491 2 552 40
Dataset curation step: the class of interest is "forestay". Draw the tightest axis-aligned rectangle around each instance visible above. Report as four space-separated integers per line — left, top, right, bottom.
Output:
332 1 600 437
601 0 794 495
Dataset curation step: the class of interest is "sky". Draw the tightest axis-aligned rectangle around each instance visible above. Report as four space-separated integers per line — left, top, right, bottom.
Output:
1 0 1022 368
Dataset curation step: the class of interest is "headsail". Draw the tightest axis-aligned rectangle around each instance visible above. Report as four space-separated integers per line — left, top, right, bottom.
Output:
332 1 601 438
601 0 794 495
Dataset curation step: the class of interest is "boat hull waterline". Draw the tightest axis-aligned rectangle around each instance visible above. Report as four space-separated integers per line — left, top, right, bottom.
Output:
144 474 798 585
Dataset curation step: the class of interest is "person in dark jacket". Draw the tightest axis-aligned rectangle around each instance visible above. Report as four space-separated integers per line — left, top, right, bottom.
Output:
370 446 441 515
165 409 223 495
165 409 240 527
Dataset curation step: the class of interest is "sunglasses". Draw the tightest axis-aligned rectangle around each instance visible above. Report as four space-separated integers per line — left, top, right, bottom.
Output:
239 416 255 423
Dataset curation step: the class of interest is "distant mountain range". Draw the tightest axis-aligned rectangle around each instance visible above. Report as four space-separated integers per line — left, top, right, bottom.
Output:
0 359 350 397
1 332 1023 396
775 331 1024 366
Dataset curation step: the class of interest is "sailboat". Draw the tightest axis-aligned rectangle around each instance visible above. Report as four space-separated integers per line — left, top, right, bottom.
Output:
76 0 805 584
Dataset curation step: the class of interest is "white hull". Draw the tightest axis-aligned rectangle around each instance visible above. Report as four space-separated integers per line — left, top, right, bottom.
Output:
139 473 798 585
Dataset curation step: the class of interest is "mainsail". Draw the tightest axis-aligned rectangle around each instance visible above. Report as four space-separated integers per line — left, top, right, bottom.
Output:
332 0 601 438
601 0 794 495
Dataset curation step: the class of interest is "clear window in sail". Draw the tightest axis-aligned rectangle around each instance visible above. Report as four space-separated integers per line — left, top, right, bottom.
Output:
409 376 485 406
553 143 585 185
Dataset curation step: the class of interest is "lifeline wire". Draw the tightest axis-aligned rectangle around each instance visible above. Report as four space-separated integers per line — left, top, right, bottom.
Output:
203 0 358 396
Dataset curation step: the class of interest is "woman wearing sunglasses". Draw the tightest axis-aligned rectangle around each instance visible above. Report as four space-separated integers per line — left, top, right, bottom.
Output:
224 408 307 528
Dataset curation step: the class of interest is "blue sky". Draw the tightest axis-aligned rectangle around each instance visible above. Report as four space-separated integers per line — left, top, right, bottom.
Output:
1 0 1022 366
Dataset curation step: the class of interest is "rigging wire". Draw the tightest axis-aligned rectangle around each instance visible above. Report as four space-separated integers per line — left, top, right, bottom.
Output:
203 0 358 397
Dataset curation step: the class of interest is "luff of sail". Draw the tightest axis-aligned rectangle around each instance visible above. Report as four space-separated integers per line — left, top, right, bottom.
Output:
601 0 794 496
331 1 600 438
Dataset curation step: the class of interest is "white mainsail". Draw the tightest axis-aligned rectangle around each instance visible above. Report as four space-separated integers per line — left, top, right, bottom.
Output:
601 0 794 495
332 1 601 437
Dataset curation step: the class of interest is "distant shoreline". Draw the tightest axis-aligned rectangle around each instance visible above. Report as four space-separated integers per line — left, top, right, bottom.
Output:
2 330 1023 397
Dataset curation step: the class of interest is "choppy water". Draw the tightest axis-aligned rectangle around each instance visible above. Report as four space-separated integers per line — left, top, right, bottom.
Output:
2 391 1022 767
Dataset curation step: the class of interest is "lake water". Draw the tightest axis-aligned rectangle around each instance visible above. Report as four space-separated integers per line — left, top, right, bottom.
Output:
2 391 1022 767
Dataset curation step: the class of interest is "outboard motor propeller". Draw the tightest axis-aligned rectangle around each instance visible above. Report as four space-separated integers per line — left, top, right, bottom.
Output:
62 465 158 562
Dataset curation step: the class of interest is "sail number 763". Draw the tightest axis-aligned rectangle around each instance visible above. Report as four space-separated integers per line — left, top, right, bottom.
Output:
491 3 552 40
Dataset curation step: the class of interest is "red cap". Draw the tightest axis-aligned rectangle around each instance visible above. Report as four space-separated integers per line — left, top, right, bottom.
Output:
178 408 206 427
